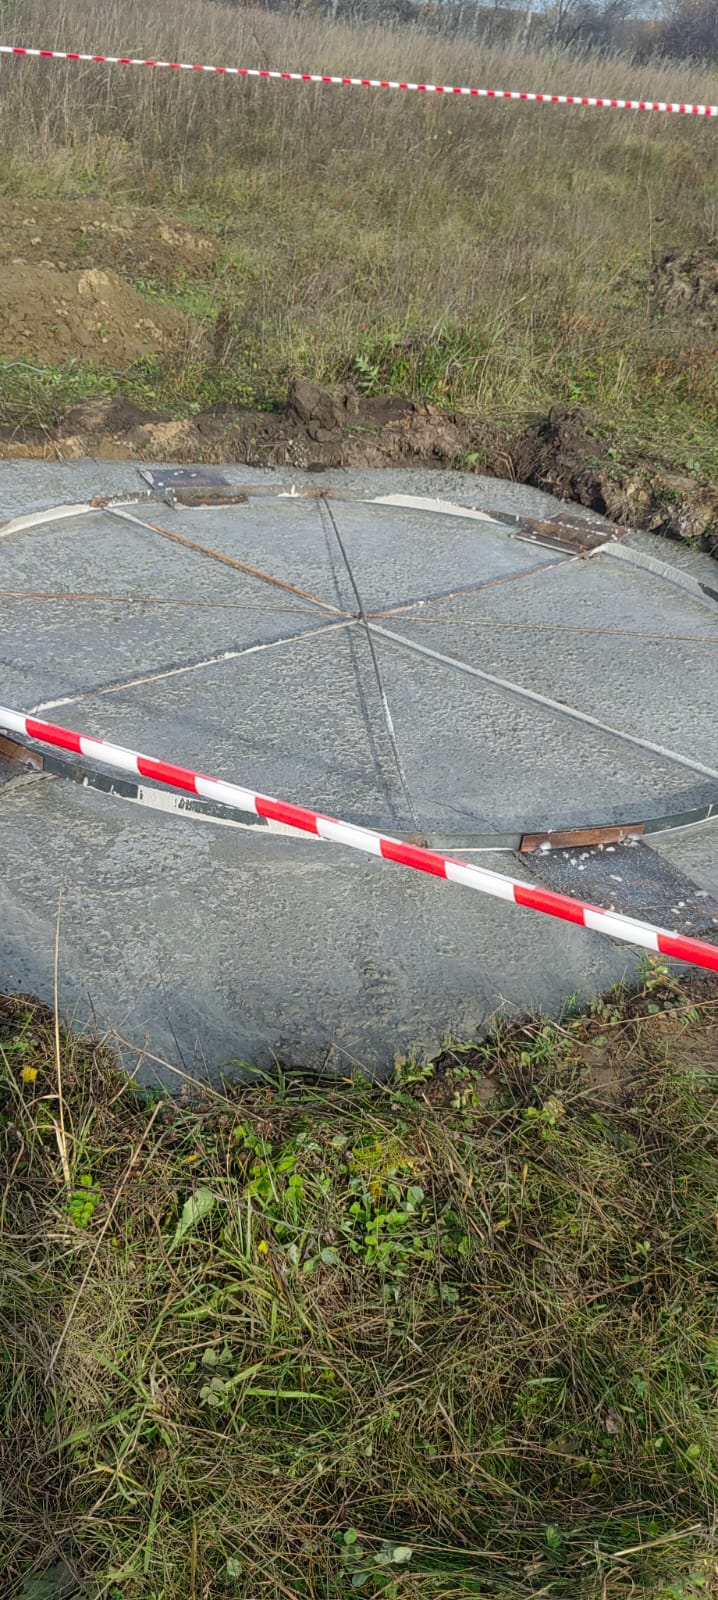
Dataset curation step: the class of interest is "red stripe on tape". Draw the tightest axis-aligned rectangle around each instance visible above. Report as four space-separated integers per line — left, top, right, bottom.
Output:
4 45 714 114
657 931 718 971
136 755 198 792
380 838 448 877
25 716 83 755
255 796 321 834
4 704 718 976
514 882 586 926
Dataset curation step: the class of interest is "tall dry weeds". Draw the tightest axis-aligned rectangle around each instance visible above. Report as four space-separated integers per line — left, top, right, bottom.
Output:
0 0 716 452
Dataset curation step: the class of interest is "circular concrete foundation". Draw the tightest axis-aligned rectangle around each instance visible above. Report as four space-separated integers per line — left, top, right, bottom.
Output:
2 461 717 1084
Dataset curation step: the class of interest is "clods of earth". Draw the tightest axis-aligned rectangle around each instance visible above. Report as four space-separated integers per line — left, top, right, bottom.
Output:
0 195 716 557
5 386 716 559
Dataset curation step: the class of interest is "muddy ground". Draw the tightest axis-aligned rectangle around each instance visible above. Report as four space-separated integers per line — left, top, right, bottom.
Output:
5 387 716 558
1 196 716 556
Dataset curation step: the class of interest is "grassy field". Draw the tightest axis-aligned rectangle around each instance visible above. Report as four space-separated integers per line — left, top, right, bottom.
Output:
3 11 718 1597
0 0 717 477
2 972 718 1600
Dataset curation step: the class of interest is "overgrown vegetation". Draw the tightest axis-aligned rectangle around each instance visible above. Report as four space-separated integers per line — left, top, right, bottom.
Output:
2 971 718 1599
0 0 716 477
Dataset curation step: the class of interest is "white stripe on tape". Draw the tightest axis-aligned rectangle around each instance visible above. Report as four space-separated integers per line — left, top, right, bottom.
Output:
316 817 384 854
583 907 659 950
444 859 517 900
79 736 140 774
194 775 259 813
2 44 716 119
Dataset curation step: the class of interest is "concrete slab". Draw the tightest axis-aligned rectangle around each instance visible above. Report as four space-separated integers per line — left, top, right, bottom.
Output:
0 777 636 1088
2 462 717 1084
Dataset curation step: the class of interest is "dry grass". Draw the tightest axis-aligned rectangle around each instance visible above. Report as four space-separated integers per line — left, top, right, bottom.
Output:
0 0 716 470
2 972 718 1599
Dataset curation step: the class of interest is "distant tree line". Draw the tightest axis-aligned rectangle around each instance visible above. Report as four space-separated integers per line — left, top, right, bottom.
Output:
217 0 718 63
653 0 718 62
532 0 718 59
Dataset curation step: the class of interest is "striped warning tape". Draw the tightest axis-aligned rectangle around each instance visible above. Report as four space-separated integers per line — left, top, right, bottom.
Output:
2 703 718 973
1 43 716 119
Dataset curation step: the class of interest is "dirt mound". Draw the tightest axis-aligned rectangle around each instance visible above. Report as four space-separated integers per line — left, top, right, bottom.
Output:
4 387 718 562
510 403 718 555
651 248 718 329
52 378 478 470
510 405 614 515
0 266 198 369
0 196 219 280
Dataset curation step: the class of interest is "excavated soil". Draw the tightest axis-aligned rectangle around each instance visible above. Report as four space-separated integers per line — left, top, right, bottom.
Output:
510 404 718 557
0 196 213 368
651 246 718 330
0 196 219 279
3 387 717 558
0 265 198 369
0 198 716 556
1 379 484 470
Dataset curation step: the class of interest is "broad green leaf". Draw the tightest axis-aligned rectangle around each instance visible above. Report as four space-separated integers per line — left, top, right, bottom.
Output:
170 1187 217 1250
19 1580 61 1600
19 1565 75 1600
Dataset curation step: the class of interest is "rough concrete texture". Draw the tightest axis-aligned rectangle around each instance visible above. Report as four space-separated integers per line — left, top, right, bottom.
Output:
2 463 717 1086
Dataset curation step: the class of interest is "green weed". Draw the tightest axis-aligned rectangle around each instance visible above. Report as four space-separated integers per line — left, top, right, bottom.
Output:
2 982 718 1597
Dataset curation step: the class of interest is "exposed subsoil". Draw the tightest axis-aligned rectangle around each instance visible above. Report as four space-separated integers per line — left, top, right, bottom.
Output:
0 196 220 278
5 386 716 558
0 197 215 366
0 265 196 368
0 198 716 556
651 246 718 330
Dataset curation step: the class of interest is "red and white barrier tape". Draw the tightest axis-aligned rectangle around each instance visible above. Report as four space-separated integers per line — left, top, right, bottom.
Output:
2 703 718 973
1 43 716 119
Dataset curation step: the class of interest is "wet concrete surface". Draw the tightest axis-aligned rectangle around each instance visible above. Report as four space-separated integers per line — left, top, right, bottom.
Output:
2 463 717 1085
